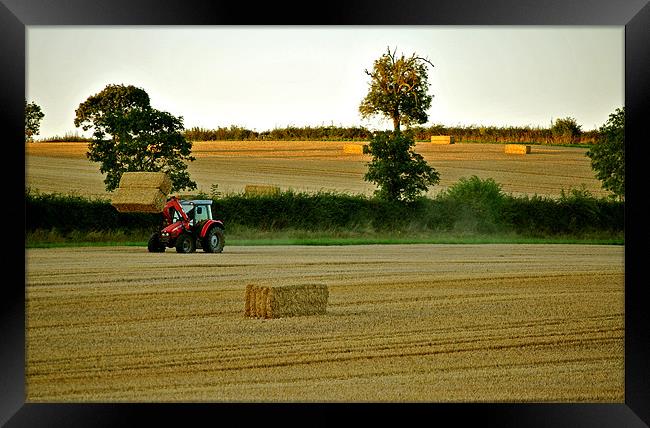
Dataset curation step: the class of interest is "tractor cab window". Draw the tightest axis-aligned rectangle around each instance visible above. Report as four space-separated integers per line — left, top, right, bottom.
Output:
182 204 195 224
194 206 210 223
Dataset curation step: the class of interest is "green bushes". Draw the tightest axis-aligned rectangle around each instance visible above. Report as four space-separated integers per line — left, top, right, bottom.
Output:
25 179 624 241
438 176 506 233
25 188 161 234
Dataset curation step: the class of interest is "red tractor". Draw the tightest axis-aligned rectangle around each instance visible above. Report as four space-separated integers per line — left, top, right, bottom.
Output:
147 196 225 253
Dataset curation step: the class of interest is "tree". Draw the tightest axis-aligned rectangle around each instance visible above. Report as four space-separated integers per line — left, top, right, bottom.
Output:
363 131 440 202
359 47 434 132
359 47 439 202
74 84 196 192
586 107 624 200
25 100 44 141
551 117 582 144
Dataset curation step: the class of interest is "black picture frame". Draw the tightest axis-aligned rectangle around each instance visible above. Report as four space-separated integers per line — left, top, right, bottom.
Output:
5 0 649 426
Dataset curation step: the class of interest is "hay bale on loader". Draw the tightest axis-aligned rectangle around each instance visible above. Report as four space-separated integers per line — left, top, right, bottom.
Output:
245 284 329 318
118 172 172 195
111 171 172 213
504 144 531 155
111 187 167 213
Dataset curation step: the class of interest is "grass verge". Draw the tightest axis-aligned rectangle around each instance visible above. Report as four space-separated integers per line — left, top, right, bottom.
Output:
26 230 624 248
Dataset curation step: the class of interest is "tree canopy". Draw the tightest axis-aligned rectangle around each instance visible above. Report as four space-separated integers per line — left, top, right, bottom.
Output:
586 107 624 199
359 47 434 132
25 100 45 141
363 131 440 202
551 117 582 144
74 84 196 192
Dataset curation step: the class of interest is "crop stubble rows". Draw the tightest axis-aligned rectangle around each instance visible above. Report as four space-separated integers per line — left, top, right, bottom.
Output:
25 141 607 198
26 244 623 402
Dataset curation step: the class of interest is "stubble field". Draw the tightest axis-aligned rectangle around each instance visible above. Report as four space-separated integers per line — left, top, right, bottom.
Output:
26 244 624 402
25 141 608 198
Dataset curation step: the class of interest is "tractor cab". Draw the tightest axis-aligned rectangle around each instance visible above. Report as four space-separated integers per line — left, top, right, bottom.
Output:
178 200 213 226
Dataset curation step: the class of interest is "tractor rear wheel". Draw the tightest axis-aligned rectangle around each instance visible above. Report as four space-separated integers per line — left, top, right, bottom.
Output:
147 233 166 252
202 227 225 253
175 233 196 253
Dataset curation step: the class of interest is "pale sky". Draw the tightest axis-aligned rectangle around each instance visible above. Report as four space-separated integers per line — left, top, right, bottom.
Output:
26 26 624 138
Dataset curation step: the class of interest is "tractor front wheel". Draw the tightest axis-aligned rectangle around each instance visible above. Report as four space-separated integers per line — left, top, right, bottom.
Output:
175 233 196 253
147 233 166 253
202 227 225 253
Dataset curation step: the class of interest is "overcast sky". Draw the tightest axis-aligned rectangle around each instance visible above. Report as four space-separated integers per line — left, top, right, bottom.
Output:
26 26 623 138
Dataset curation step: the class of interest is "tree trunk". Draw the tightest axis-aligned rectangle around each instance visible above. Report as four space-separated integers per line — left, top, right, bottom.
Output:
393 116 400 132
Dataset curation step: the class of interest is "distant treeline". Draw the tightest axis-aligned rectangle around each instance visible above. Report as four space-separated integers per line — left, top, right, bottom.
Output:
36 124 601 145
183 124 600 145
182 125 373 142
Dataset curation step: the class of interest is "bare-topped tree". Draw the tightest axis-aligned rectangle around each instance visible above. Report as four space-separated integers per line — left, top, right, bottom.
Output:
359 47 439 203
359 46 434 132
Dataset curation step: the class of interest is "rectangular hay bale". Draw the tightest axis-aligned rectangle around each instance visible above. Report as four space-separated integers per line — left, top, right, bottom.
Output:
110 187 167 213
267 284 329 318
244 284 329 319
342 144 366 154
430 136 455 144
244 284 254 317
256 287 270 318
504 144 531 154
119 172 172 195
244 185 281 196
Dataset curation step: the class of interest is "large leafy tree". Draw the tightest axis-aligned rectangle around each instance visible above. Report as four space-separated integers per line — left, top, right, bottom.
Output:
364 131 440 202
74 84 196 192
586 107 624 200
359 47 434 132
551 116 582 144
359 48 439 202
25 100 44 141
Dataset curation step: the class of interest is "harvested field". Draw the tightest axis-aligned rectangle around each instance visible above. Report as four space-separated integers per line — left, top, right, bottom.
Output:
25 141 609 199
26 244 624 402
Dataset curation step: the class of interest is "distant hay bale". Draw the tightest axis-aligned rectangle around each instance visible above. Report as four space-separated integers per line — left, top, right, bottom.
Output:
119 172 172 195
342 144 366 154
245 185 281 196
431 136 455 144
110 187 166 213
244 284 329 319
504 144 531 154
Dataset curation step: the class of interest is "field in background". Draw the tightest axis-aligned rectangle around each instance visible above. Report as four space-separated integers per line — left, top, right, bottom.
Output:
26 244 623 402
25 141 609 199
